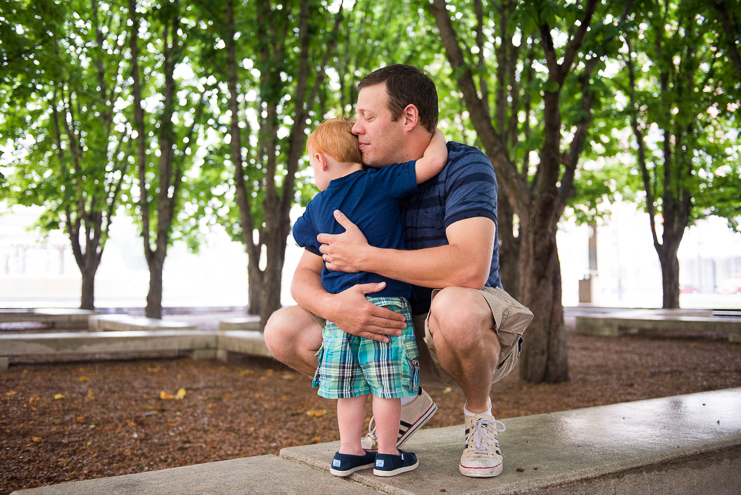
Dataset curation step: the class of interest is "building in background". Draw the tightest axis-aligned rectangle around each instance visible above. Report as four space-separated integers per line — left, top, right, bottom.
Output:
2 202 740 309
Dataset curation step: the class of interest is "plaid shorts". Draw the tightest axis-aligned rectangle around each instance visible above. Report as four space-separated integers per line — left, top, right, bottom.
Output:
312 296 420 400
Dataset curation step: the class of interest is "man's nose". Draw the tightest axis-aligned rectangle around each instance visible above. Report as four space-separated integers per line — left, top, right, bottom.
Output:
351 121 362 135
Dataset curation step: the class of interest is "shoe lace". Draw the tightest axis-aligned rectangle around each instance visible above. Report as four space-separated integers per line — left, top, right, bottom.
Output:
365 416 377 443
465 417 506 455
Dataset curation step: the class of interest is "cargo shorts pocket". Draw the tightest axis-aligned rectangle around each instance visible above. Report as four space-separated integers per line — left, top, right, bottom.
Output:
402 338 421 393
311 342 325 389
483 287 533 365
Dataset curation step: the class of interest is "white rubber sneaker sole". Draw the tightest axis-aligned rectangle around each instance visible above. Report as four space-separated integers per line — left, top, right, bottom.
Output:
330 462 375 477
459 460 503 478
374 458 419 477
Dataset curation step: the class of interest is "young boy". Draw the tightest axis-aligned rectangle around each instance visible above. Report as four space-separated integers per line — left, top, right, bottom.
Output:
292 116 447 477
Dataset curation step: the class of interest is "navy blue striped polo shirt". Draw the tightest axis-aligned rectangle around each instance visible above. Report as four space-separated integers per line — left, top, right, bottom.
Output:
400 141 501 314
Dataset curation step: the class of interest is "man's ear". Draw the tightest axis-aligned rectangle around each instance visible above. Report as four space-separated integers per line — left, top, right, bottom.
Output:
402 104 420 131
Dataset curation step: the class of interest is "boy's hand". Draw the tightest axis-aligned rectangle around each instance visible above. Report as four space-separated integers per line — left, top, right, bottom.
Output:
318 210 368 273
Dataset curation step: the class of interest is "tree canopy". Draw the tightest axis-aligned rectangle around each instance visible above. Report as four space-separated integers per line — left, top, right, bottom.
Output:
1 0 739 382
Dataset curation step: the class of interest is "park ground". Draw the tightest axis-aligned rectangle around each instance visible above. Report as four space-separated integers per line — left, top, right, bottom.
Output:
2 315 741 494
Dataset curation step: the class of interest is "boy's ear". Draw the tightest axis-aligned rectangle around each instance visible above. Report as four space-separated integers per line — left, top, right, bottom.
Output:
316 152 329 171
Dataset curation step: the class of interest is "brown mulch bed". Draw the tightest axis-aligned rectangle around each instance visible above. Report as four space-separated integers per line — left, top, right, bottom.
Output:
2 323 741 494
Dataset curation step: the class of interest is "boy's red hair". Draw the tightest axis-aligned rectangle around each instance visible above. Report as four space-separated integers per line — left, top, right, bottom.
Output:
306 116 362 164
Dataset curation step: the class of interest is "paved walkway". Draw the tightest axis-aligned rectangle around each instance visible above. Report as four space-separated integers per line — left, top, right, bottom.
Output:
13 388 741 494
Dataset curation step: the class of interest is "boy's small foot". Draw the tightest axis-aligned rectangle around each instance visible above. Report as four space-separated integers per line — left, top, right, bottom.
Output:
373 450 419 477
329 450 376 477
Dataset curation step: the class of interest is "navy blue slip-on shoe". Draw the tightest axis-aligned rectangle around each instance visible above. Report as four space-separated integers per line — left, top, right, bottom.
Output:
373 450 419 477
329 450 376 477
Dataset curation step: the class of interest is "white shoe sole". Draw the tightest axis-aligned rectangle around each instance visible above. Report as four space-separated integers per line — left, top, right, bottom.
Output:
459 461 503 478
374 459 420 477
330 462 375 477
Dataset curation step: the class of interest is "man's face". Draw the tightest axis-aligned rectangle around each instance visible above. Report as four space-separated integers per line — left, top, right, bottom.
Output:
352 83 406 167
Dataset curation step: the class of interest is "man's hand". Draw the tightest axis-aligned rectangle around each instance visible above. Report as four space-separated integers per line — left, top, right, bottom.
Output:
327 282 406 343
317 210 369 273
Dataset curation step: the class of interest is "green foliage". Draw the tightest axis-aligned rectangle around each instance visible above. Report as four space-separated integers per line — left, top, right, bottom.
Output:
1 0 131 245
608 0 741 230
3 0 739 288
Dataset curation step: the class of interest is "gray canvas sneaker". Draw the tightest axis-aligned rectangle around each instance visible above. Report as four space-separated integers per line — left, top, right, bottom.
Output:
361 388 438 450
459 412 506 477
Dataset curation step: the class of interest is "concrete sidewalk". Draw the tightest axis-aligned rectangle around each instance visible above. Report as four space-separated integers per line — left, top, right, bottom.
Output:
13 388 741 494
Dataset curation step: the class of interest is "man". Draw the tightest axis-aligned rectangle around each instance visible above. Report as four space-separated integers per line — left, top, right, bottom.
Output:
264 64 531 478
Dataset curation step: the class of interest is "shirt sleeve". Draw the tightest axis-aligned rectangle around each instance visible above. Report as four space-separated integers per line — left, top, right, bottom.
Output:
443 149 498 229
292 199 322 257
371 161 418 199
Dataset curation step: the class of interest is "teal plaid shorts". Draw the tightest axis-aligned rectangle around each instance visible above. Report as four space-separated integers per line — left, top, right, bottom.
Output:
312 296 420 400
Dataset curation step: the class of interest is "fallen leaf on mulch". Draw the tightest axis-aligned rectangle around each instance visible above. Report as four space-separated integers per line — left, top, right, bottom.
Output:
32 436 41 442
79 377 90 382
6 391 17 396
160 388 186 400
306 409 327 417
54 394 64 400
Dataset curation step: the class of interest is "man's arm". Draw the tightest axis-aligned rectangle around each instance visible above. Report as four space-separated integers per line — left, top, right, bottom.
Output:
414 129 448 184
290 249 406 342
319 212 495 289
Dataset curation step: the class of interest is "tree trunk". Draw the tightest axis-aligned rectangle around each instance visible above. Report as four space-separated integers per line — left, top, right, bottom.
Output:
243 0 338 327
258 234 285 331
498 192 520 297
80 261 97 310
146 255 165 319
247 262 263 315
518 225 569 383
660 248 680 309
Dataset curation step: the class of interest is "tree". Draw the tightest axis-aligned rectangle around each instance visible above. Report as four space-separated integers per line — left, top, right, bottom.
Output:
431 0 633 383
617 0 741 307
1 0 131 310
128 0 209 318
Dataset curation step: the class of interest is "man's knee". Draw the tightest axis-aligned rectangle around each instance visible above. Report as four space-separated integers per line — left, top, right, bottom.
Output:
429 287 496 350
264 306 322 358
264 306 304 355
264 308 289 350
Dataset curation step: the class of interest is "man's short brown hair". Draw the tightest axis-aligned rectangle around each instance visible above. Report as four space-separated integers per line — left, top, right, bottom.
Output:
306 116 363 164
357 64 438 134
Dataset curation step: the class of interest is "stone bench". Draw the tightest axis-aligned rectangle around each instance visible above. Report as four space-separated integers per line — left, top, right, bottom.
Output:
0 309 99 330
12 388 741 494
0 330 270 371
218 316 261 331
575 310 741 343
88 314 196 332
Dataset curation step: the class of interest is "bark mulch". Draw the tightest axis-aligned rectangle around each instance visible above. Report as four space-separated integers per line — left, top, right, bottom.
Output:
2 323 740 494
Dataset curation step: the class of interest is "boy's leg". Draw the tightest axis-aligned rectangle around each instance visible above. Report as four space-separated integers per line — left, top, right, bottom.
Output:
337 395 369 456
372 395 420 476
371 396 401 455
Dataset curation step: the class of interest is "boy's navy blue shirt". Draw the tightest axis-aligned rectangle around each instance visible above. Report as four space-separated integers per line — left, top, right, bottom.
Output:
292 161 418 299
293 141 501 314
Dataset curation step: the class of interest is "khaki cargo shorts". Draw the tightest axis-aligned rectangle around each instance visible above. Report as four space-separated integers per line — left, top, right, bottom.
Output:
311 287 532 389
